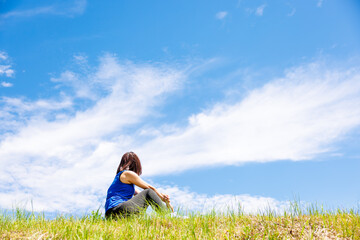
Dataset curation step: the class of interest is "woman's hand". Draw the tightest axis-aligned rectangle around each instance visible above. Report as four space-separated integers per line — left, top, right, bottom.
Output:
161 193 170 202
160 193 174 212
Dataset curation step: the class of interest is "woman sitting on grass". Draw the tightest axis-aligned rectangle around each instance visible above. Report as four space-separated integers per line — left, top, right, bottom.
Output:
105 151 173 219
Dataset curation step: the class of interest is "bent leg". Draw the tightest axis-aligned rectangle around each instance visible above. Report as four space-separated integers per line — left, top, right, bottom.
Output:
108 189 166 218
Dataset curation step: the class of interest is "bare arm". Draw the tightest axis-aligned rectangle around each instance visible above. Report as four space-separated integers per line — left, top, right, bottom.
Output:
121 171 173 211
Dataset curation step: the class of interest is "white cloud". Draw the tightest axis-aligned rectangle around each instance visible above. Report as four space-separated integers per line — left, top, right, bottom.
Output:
0 57 360 214
157 185 289 214
0 52 8 60
68 0 87 15
0 54 185 213
0 65 14 77
0 52 14 78
317 0 324 8
0 0 87 19
0 95 73 138
255 4 266 16
1 96 73 113
0 6 55 19
1 81 12 87
137 62 360 176
51 70 96 100
0 51 14 88
73 53 88 66
215 11 228 20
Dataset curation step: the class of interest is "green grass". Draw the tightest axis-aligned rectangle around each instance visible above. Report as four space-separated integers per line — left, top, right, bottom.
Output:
1 205 359 239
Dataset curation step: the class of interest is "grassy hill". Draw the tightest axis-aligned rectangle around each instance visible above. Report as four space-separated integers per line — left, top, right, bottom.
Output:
1 206 359 239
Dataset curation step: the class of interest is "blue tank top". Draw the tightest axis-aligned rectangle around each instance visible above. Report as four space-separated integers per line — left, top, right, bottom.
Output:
105 170 135 212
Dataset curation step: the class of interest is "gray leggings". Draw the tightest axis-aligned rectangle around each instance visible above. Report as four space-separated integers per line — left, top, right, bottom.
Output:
105 189 166 218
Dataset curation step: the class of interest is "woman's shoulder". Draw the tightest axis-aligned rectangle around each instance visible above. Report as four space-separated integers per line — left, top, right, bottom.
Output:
122 170 138 177
119 170 138 184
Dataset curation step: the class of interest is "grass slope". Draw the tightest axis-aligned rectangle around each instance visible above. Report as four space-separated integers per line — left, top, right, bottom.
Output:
1 205 359 239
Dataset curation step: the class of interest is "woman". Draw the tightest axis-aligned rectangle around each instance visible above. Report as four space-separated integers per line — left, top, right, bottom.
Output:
105 151 173 218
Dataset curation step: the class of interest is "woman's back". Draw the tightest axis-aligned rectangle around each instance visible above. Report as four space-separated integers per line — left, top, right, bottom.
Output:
105 170 135 212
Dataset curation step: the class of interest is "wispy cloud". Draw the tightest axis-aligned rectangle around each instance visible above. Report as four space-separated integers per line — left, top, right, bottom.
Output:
317 0 324 8
0 65 13 77
0 52 8 60
0 94 73 138
215 11 228 20
0 54 185 212
68 0 87 15
1 96 73 115
0 56 360 213
0 51 14 86
157 185 289 214
0 6 55 19
0 0 87 19
255 4 266 16
138 62 360 176
1 82 13 87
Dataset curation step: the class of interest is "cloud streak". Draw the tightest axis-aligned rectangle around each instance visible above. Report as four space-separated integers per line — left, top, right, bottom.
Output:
0 54 185 212
255 4 266 16
0 51 14 78
317 0 324 8
1 82 12 87
157 185 289 214
0 0 87 19
215 11 228 20
0 56 360 213
0 51 14 88
138 62 360 176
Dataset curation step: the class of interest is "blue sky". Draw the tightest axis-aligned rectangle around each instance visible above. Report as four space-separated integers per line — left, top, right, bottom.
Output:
1 0 360 214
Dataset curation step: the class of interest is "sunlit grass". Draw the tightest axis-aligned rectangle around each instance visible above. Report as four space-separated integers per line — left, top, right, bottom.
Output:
0 203 359 239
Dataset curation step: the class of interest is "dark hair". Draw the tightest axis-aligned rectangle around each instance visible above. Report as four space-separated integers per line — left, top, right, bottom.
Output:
116 152 142 176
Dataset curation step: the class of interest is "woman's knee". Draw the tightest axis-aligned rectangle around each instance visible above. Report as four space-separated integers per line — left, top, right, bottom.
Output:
142 188 156 198
142 188 152 194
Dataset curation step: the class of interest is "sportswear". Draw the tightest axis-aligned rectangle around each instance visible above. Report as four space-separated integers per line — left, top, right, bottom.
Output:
105 170 135 212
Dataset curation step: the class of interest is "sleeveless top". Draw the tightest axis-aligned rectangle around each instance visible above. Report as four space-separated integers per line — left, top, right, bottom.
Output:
105 170 135 212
